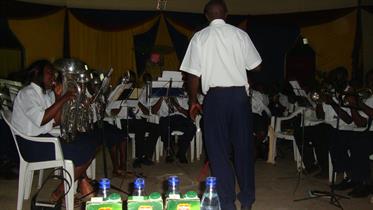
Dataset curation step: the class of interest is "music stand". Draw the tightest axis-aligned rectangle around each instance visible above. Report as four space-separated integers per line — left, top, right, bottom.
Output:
294 91 349 209
150 79 184 162
92 70 130 195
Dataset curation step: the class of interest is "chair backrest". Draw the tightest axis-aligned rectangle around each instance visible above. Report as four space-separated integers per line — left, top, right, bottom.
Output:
1 110 27 163
1 110 64 162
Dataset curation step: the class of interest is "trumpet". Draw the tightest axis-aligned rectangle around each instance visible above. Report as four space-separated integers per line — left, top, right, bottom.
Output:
310 87 335 102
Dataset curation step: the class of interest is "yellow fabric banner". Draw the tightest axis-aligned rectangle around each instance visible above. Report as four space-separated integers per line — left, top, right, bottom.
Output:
69 11 160 84
301 11 356 76
8 10 65 67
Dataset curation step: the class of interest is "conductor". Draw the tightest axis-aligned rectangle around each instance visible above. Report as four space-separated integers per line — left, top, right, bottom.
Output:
180 1 262 210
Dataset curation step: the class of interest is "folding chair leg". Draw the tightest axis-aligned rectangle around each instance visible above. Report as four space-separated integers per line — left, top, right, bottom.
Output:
17 164 27 210
64 161 75 210
37 170 44 189
24 170 34 199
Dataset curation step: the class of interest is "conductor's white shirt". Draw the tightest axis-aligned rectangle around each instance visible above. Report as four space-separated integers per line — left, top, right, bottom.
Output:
12 82 55 136
180 19 262 94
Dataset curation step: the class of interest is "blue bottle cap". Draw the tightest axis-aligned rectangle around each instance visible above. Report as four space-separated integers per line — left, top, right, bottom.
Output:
134 178 145 189
99 178 110 189
168 176 180 186
205 177 217 187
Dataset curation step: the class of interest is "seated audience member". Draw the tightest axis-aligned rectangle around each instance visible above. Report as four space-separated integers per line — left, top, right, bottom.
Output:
151 75 196 164
11 60 97 199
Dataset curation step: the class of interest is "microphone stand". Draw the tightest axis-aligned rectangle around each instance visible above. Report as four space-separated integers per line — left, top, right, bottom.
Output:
294 91 349 209
119 86 144 179
165 79 175 163
92 69 130 195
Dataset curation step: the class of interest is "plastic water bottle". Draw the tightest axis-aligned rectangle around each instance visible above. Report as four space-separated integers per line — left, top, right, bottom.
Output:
133 178 145 196
167 176 181 199
201 177 221 210
97 178 110 200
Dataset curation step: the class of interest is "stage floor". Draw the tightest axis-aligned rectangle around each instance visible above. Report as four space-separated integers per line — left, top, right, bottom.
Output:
1 141 372 210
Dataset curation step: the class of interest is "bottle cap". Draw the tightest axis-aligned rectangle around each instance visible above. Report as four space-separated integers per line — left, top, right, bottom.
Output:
108 193 121 201
205 177 217 187
134 178 145 189
168 176 180 187
99 178 110 190
185 191 198 198
149 192 161 200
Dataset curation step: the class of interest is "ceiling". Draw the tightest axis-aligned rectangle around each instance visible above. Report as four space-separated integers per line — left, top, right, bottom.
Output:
16 0 372 15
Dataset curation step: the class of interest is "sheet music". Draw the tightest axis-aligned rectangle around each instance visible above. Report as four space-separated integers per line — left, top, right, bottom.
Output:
107 83 133 103
158 70 182 81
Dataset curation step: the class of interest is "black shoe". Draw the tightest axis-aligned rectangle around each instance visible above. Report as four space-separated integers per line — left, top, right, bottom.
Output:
177 154 188 164
241 205 252 210
348 184 371 198
332 178 356 191
141 157 154 166
132 159 142 168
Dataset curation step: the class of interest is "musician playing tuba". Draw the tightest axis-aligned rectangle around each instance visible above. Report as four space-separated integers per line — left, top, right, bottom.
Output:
12 59 96 200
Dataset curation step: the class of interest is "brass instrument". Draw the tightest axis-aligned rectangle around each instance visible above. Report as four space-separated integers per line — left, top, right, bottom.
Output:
54 58 93 142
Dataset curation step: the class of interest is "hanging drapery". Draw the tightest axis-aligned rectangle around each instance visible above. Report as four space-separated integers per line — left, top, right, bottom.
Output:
362 10 373 75
301 11 356 75
247 19 300 85
164 17 190 62
69 10 160 84
152 15 180 75
9 9 65 66
134 19 160 80
0 17 24 78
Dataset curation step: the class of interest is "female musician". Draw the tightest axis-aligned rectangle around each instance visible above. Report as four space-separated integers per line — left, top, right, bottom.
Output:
11 59 96 200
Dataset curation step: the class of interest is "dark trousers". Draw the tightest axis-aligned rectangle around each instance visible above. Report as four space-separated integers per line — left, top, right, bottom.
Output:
349 131 373 183
331 129 372 183
159 115 196 157
121 118 160 159
204 87 254 209
294 123 332 172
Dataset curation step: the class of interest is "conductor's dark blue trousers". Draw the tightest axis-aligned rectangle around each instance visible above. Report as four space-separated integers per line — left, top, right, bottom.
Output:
203 86 255 210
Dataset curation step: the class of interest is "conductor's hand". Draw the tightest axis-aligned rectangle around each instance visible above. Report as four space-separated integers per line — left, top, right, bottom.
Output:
189 102 202 121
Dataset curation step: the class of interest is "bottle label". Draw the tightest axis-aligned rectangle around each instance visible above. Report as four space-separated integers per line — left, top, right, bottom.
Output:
169 194 181 199
176 203 191 210
139 205 153 210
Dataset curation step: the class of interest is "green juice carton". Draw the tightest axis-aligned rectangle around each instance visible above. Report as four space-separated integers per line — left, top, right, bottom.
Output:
165 191 201 210
127 192 164 210
85 193 123 210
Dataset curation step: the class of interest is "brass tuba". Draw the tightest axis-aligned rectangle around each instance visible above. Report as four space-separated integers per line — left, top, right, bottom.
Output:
54 58 93 142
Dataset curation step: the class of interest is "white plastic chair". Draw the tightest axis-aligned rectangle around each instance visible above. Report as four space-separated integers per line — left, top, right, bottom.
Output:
268 108 304 167
171 130 195 163
1 110 75 210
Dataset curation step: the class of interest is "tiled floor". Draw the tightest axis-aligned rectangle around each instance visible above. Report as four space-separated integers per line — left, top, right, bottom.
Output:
1 143 372 210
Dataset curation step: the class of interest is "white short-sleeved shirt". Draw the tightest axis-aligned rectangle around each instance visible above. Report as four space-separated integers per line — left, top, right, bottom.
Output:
12 83 55 136
180 19 262 94
363 96 373 131
151 95 189 118
322 98 354 130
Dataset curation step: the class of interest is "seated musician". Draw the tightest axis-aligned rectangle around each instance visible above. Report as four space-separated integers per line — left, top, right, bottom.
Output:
109 72 160 168
151 74 196 163
85 71 127 176
11 59 96 200
332 69 373 197
250 83 271 160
